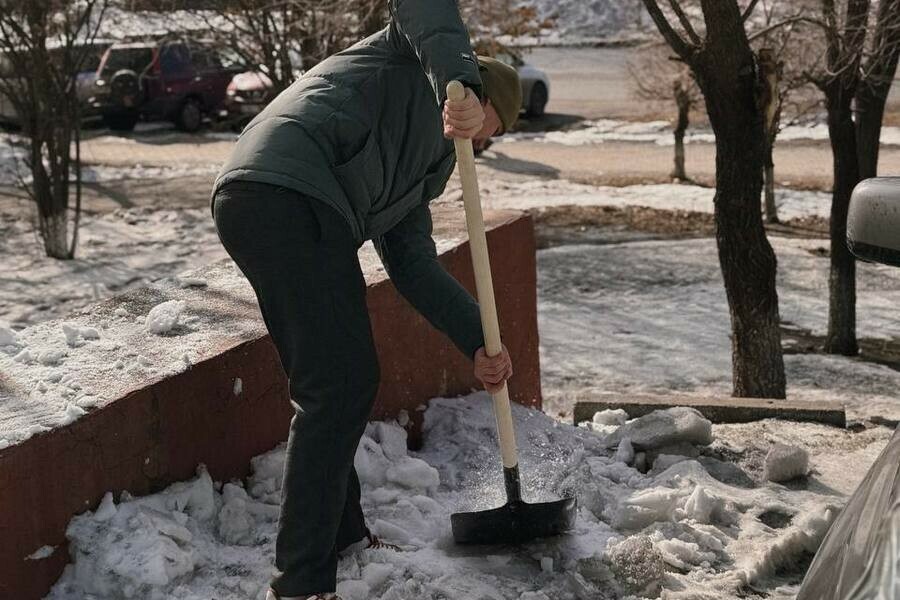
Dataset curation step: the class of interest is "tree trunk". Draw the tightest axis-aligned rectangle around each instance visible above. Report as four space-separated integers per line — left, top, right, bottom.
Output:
70 104 83 259
763 142 778 223
856 0 900 180
711 128 786 397
855 84 888 181
694 15 786 398
671 86 689 181
824 91 859 355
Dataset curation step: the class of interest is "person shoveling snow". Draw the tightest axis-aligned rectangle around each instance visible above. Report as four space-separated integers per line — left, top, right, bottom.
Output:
211 1 522 598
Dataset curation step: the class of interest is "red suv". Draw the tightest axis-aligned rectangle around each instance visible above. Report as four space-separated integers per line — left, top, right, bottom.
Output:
88 40 237 132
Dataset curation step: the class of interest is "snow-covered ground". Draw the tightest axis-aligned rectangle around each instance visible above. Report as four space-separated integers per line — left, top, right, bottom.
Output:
537 237 900 423
4 170 900 599
0 132 224 186
524 0 651 45
44 395 892 600
0 175 834 329
0 207 226 327
501 119 900 148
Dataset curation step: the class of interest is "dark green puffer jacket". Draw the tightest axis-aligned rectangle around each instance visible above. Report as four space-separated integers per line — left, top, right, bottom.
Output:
213 0 483 244
212 0 487 359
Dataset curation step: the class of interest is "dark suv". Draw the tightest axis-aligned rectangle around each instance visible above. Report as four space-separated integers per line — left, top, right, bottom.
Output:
88 40 237 132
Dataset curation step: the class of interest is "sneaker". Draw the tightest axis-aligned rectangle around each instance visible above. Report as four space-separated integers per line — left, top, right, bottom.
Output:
338 531 402 557
365 532 401 552
266 588 342 600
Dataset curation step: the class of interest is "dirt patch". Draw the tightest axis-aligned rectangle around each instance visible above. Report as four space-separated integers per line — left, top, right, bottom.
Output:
531 204 713 248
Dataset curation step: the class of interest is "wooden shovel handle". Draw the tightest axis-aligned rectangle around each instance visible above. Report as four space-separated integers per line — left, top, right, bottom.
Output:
447 80 519 470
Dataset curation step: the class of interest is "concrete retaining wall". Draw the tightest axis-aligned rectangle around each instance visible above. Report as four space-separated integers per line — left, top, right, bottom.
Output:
0 207 541 599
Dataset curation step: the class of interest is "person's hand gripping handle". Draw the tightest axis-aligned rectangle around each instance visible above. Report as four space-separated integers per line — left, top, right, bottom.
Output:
447 80 519 474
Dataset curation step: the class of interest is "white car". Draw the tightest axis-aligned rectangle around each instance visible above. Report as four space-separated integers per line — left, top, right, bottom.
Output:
495 50 550 117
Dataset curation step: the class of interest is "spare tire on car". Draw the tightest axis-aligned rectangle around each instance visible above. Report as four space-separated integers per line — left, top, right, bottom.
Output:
104 69 140 131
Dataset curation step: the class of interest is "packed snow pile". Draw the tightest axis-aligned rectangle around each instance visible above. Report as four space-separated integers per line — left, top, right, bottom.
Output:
0 260 269 446
602 407 712 450
764 444 810 483
44 395 853 600
145 300 187 335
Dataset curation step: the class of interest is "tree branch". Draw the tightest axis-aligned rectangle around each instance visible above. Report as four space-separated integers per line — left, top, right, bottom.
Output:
641 0 694 61
667 0 702 46
742 0 762 22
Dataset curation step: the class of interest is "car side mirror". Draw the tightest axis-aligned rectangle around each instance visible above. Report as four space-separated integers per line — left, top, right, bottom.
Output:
847 177 900 268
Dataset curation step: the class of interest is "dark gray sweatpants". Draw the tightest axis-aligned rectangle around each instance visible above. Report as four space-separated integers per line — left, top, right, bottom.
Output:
212 180 377 596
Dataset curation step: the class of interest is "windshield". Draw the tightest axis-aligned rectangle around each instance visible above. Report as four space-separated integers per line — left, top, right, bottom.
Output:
100 47 153 77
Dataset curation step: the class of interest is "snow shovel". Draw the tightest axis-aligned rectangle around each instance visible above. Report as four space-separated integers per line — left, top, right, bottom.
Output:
447 81 577 545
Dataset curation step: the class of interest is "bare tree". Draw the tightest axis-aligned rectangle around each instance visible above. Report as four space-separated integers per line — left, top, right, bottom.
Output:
744 1 820 224
629 43 702 181
757 47 782 223
800 0 900 355
0 0 109 259
641 0 787 398
185 0 381 94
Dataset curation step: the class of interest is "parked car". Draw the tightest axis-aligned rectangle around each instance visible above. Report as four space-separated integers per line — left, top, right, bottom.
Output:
495 50 550 118
88 40 238 132
0 40 111 129
223 70 275 128
223 50 551 130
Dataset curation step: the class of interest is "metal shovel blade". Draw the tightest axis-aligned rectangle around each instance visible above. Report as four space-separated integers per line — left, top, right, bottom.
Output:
451 496 577 545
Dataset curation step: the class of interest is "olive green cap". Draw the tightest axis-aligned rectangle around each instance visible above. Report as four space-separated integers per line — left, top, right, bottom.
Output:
477 55 522 134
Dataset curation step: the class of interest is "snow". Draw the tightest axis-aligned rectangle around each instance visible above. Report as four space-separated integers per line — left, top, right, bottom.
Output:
764 444 810 483
60 402 87 426
602 407 713 450
0 216 464 446
0 320 18 345
145 300 187 335
592 408 628 427
606 535 665 595
524 0 651 45
62 323 100 347
500 118 900 148
0 133 222 186
0 261 269 446
45 397 861 599
0 206 228 328
26 545 57 561
178 277 208 289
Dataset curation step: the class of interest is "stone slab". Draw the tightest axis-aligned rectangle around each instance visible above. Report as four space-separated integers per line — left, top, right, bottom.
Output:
573 393 847 429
